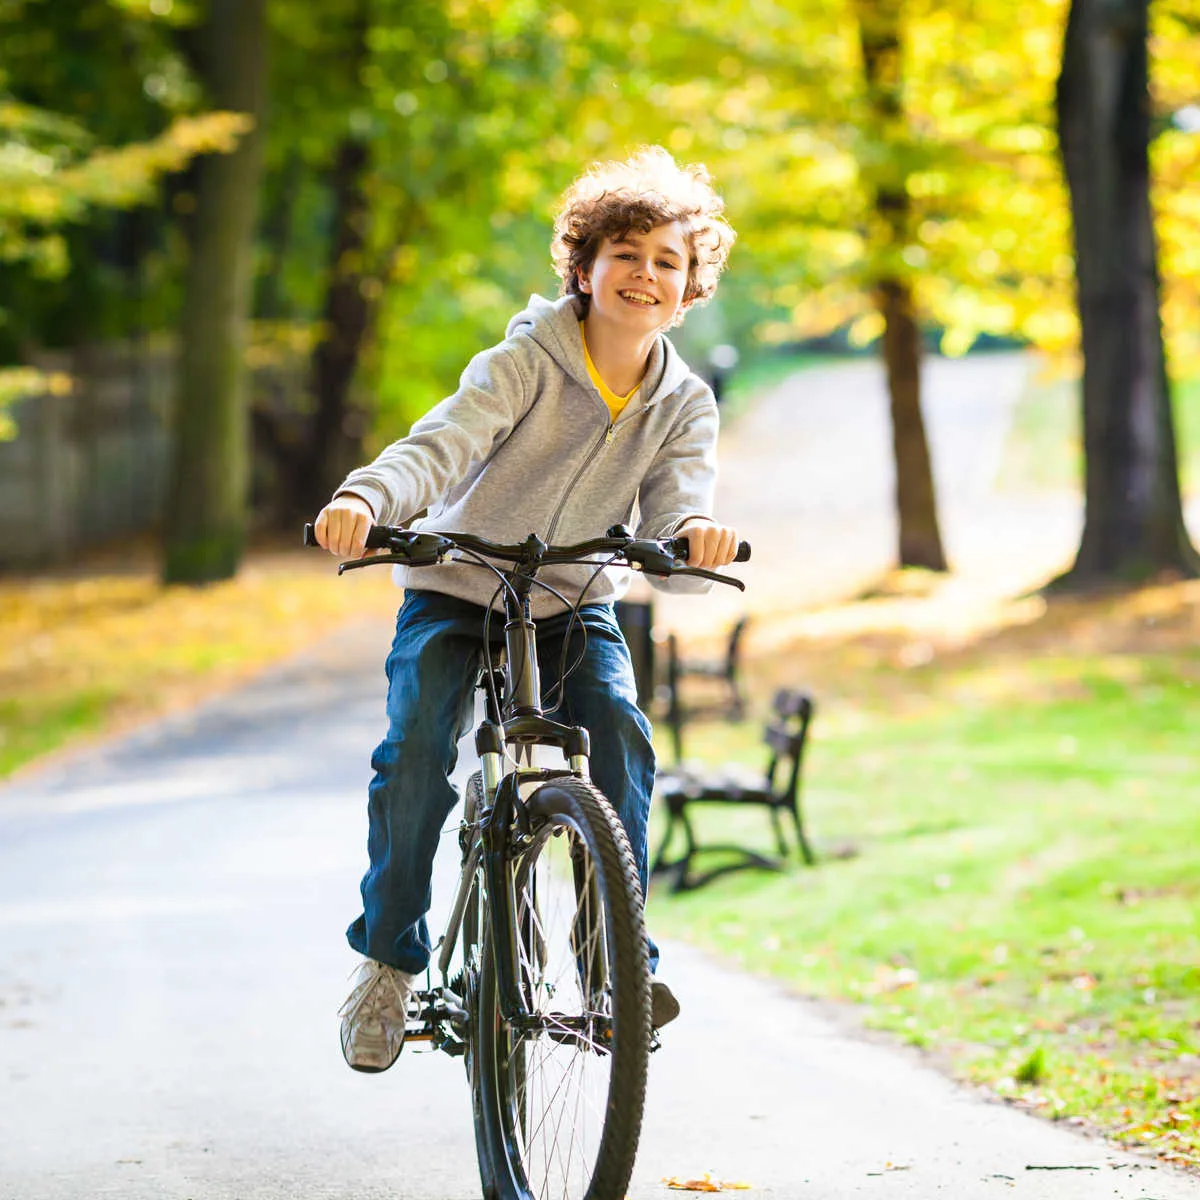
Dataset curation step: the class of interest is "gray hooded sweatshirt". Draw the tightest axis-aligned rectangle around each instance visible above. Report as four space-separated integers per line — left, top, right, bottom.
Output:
336 293 718 616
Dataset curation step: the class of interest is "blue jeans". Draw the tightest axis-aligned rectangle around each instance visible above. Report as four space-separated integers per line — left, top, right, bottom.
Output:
346 590 660 975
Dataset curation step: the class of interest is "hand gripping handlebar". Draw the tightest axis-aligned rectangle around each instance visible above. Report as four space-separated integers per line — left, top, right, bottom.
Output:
303 523 750 588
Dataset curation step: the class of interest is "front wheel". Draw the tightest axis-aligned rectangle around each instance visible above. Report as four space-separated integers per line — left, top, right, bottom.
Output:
472 777 650 1200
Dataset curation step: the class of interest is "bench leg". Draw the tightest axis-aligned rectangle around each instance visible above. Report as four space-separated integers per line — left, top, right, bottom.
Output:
651 800 703 892
650 807 679 877
669 805 703 893
769 807 789 859
791 804 817 866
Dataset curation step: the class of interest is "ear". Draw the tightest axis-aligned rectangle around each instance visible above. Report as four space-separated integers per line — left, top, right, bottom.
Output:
576 266 591 294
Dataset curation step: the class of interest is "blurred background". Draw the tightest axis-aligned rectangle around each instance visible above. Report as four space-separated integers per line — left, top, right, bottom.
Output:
2 0 1197 581
2 0 1200 1177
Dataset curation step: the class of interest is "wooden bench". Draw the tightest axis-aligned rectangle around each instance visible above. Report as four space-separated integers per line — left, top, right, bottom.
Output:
659 616 750 764
650 688 817 892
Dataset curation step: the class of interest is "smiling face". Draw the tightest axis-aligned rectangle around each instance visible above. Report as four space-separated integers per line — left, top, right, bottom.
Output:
577 222 692 333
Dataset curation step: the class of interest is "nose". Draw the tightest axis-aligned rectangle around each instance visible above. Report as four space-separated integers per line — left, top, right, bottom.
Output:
636 257 657 281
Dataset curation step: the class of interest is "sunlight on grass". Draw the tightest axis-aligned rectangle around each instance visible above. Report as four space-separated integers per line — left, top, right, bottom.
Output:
5 518 1200 1167
650 578 1200 1166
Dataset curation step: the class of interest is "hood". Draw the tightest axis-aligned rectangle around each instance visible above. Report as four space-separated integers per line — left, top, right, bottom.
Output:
505 293 693 408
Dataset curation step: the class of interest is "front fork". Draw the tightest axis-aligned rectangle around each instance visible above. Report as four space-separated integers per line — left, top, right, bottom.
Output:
474 720 592 1024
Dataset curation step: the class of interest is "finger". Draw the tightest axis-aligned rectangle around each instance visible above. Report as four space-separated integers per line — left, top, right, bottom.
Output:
718 527 737 566
314 510 330 551
331 509 361 558
344 511 369 559
324 509 346 556
323 510 349 558
354 512 374 558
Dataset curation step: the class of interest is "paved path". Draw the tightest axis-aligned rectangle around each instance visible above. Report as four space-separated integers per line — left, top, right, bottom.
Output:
3 357 1199 1199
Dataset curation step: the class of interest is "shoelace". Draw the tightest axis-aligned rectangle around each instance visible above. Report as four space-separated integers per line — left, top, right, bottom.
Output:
338 963 412 1024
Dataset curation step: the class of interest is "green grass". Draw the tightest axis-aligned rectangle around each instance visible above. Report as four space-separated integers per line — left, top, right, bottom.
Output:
649 640 1200 1165
999 370 1200 495
0 691 115 778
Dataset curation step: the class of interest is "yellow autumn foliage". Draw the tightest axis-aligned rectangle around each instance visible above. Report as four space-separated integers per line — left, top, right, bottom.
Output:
0 550 399 779
0 110 252 245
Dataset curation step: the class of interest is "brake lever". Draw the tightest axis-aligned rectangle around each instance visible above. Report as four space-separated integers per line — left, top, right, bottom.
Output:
671 566 747 591
337 553 412 574
336 538 453 575
624 554 746 590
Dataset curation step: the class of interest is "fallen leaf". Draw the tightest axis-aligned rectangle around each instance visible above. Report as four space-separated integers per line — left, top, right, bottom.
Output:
663 1173 752 1192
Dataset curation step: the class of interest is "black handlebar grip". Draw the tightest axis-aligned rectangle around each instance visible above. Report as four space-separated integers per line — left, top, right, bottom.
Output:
303 523 396 551
735 541 751 563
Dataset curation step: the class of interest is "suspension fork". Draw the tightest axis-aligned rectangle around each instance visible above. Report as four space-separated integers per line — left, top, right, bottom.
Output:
481 771 532 1022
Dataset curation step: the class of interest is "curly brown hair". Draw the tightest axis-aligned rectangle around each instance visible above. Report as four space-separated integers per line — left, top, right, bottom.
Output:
551 147 735 323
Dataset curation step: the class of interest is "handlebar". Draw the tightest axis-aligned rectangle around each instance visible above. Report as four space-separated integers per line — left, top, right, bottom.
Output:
303 522 750 590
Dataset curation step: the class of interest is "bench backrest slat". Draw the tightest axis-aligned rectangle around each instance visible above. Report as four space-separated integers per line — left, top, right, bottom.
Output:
764 724 804 757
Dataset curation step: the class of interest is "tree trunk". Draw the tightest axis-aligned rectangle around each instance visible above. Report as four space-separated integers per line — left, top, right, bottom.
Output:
877 278 946 569
1055 0 1199 584
163 0 267 584
858 1 947 571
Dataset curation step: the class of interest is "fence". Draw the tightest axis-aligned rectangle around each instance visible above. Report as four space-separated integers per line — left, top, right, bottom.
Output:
0 341 176 568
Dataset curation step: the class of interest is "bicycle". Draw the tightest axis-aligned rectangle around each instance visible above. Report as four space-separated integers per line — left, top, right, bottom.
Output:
305 520 749 1200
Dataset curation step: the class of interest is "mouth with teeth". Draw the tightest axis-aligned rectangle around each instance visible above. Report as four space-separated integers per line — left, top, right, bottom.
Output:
618 290 658 307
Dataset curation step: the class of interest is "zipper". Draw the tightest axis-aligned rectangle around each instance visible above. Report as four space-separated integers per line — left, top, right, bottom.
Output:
545 397 660 544
546 423 612 545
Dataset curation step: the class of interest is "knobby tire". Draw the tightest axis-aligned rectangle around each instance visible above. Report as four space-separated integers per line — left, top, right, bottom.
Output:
471 776 650 1200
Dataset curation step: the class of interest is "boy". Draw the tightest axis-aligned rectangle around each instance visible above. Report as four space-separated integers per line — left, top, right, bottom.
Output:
314 146 738 1073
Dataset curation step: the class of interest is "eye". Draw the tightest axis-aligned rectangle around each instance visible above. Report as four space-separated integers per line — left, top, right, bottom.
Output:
616 252 636 261
657 260 679 270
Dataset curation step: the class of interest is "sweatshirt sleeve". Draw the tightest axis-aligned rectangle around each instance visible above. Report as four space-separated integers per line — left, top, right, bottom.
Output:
635 389 721 594
334 342 529 526
636 392 719 539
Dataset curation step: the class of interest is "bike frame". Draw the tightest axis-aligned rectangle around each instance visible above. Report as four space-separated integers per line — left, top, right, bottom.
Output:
305 519 748 1052
435 535 595 1027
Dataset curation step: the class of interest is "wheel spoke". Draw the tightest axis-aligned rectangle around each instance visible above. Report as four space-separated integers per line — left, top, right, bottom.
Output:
473 781 648 1200
513 818 612 1196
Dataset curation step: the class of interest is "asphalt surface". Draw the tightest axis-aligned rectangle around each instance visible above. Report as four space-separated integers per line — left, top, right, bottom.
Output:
654 351 1085 635
3 355 1198 1199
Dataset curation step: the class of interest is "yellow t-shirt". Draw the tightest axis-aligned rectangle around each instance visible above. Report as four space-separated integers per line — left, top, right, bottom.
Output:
581 322 639 422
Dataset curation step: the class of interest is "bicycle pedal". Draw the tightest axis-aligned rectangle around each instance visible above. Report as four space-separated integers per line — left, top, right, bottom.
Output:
414 992 468 1027
404 1018 466 1058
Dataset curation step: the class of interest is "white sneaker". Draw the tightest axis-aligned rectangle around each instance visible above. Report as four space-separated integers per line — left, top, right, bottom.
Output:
338 959 419 1073
650 979 681 1028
